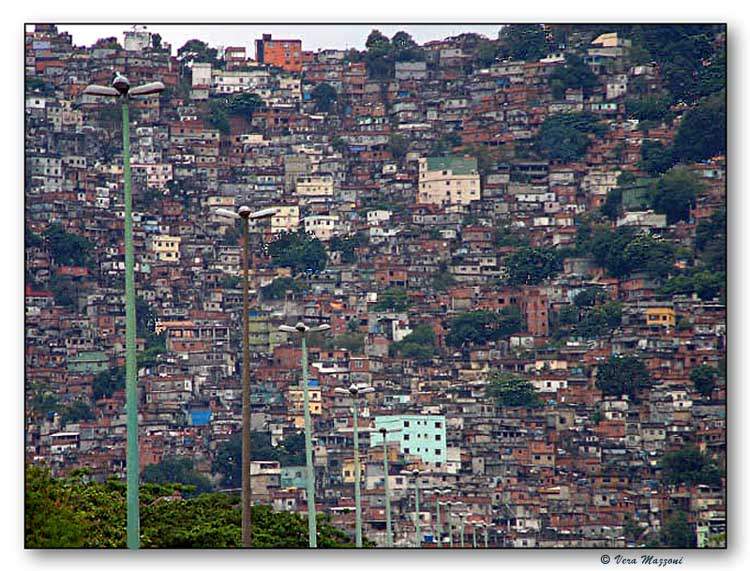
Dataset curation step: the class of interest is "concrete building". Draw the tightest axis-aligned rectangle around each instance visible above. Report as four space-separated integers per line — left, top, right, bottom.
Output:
417 156 481 207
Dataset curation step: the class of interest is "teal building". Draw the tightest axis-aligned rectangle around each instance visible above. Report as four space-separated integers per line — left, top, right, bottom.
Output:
371 414 447 466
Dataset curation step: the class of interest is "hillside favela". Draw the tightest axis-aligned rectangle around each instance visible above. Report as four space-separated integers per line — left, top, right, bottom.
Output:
24 24 726 549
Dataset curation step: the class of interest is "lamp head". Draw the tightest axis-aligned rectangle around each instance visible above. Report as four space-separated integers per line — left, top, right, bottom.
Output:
112 72 130 96
237 205 252 219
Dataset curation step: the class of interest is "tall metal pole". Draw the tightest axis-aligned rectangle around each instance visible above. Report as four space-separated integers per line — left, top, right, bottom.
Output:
300 334 317 547
472 524 477 548
241 213 252 548
382 438 392 547
352 401 362 547
460 515 465 548
447 508 453 548
484 525 489 548
414 475 421 547
436 500 442 548
122 100 140 550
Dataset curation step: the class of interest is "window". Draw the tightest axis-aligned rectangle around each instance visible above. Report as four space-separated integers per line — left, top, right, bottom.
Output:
403 421 410 428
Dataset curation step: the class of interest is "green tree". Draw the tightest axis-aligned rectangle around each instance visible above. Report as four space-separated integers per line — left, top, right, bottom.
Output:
537 113 604 162
387 134 410 163
625 95 673 122
43 223 94 267
311 82 337 113
650 166 703 224
660 446 722 487
374 287 410 312
673 91 726 162
207 98 230 134
446 310 510 347
659 511 695 548
505 247 561 285
486 373 541 408
573 288 608 308
142 457 213 496
25 467 361 548
268 230 327 274
390 324 436 360
595 355 651 401
61 400 95 425
227 92 265 119
549 53 598 95
690 364 718 397
178 39 220 65
639 140 675 176
695 208 726 272
261 277 304 300
498 24 548 61
92 367 125 400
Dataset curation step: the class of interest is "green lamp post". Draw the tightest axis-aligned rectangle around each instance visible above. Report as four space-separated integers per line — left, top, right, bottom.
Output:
335 383 375 547
279 321 331 548
83 74 164 550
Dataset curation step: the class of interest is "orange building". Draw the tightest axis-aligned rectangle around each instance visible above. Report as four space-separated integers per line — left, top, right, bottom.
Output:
255 34 302 72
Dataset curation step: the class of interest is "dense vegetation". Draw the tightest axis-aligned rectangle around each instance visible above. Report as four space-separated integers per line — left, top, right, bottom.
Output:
26 467 359 548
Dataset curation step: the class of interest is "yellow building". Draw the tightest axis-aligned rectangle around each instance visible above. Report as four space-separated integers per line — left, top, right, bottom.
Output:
271 205 300 234
149 235 181 262
295 174 334 200
288 383 322 429
645 307 676 328
342 457 366 484
417 155 481 207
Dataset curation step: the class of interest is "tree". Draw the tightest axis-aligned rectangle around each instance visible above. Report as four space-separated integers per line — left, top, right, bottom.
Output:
387 134 409 163
92 367 125 400
673 91 726 163
178 39 219 65
660 446 722 487
207 98 230 134
26 467 361 548
475 40 500 68
659 512 695 548
505 247 561 285
486 373 541 408
390 324 436 360
695 208 726 272
690 364 718 397
446 311 508 347
595 355 651 401
268 230 327 274
373 287 410 312
61 400 94 425
601 186 623 220
625 95 673 123
43 223 94 267
498 25 548 61
537 113 604 162
649 166 703 224
549 54 598 95
261 277 304 300
639 140 675 176
573 288 608 308
227 92 265 119
591 227 675 279
311 83 337 113
151 33 162 50
142 457 213 496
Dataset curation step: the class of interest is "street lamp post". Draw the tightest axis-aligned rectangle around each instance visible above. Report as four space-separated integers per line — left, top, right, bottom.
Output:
401 469 422 547
445 501 454 548
279 321 331 548
484 523 490 548
459 513 466 548
376 425 401 548
335 383 374 547
83 73 164 550
472 521 477 548
215 206 278 548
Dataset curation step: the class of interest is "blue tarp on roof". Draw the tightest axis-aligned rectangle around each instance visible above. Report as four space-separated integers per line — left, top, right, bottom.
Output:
190 409 212 426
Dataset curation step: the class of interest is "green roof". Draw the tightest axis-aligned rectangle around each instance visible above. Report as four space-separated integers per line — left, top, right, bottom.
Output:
426 155 478 175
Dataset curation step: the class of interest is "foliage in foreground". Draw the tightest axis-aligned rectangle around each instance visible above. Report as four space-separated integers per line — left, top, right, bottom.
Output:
25 467 358 548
